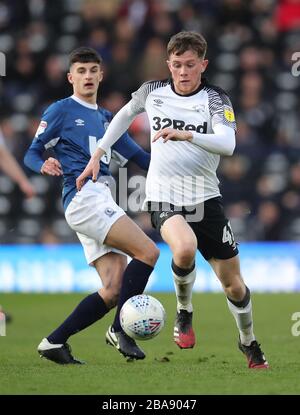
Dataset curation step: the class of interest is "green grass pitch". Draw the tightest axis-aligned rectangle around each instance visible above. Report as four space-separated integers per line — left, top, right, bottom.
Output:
0 292 300 395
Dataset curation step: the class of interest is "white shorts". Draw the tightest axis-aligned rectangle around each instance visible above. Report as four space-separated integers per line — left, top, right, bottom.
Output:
65 180 126 265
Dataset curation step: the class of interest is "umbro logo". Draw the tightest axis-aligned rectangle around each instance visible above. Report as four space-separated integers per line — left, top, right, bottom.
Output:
153 99 164 107
75 118 85 126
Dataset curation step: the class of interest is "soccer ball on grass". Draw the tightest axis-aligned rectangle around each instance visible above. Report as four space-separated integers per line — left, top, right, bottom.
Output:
120 294 166 341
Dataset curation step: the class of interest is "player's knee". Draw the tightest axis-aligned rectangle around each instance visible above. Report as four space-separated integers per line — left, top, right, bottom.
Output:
223 279 245 301
107 291 119 309
146 243 160 266
173 243 196 268
100 286 119 309
136 242 160 266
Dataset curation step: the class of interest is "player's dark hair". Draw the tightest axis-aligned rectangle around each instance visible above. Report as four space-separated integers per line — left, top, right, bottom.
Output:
167 31 207 58
69 47 102 68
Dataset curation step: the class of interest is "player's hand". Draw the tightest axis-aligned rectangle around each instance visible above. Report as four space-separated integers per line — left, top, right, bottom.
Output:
41 157 63 176
76 147 105 191
152 128 193 143
19 180 36 199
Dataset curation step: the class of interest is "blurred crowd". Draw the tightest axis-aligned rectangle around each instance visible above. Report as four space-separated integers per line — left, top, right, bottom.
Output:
0 0 300 244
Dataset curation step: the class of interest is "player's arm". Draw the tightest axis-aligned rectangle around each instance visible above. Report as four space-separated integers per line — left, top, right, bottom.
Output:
0 144 36 198
153 91 236 156
76 82 150 190
112 132 150 171
130 147 150 170
24 142 63 176
76 102 139 190
24 103 64 176
152 123 235 156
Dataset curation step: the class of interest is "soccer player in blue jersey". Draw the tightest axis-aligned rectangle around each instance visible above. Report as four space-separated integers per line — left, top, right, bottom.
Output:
24 47 159 364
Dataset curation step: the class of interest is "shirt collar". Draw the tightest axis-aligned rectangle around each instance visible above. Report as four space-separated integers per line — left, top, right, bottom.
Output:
71 95 98 110
170 77 207 97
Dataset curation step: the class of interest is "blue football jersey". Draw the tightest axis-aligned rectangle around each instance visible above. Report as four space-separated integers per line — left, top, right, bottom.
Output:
25 96 144 209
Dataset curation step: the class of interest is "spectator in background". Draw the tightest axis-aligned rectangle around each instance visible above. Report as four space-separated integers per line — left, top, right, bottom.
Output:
248 200 283 241
40 55 69 104
0 128 35 199
87 28 112 62
104 42 137 95
101 91 127 114
0 127 36 322
280 162 300 236
137 37 170 82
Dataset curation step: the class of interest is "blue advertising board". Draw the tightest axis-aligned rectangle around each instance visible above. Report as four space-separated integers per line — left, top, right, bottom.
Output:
0 242 300 292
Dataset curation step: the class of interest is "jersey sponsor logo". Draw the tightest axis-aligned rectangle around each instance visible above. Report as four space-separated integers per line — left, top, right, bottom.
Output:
152 116 207 133
224 105 235 122
75 118 85 126
35 120 47 137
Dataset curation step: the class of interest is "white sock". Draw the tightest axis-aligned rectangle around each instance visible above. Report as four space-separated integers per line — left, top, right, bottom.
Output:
227 298 255 346
172 266 196 313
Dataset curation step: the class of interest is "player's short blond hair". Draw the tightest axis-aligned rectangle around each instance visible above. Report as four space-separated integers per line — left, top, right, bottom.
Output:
167 31 207 59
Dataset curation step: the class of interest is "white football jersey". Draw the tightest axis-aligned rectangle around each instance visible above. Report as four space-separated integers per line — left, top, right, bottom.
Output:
129 78 236 207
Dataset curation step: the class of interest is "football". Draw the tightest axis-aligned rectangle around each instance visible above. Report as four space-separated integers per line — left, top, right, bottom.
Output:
120 294 166 341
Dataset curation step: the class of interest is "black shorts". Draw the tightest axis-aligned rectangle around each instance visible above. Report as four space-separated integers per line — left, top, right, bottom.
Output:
149 197 239 261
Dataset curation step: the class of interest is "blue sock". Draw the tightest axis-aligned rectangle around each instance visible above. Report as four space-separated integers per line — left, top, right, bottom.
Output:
112 259 154 332
47 292 109 344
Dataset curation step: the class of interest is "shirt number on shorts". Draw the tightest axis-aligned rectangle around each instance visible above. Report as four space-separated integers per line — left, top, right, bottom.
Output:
222 223 235 246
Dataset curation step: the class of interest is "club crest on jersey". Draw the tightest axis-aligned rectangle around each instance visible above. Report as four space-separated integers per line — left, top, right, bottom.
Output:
224 106 235 122
105 207 116 217
192 104 205 113
35 120 47 137
75 118 85 126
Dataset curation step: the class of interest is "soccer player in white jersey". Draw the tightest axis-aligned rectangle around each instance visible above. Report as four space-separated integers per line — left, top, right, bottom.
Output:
77 33 269 369
25 47 159 363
